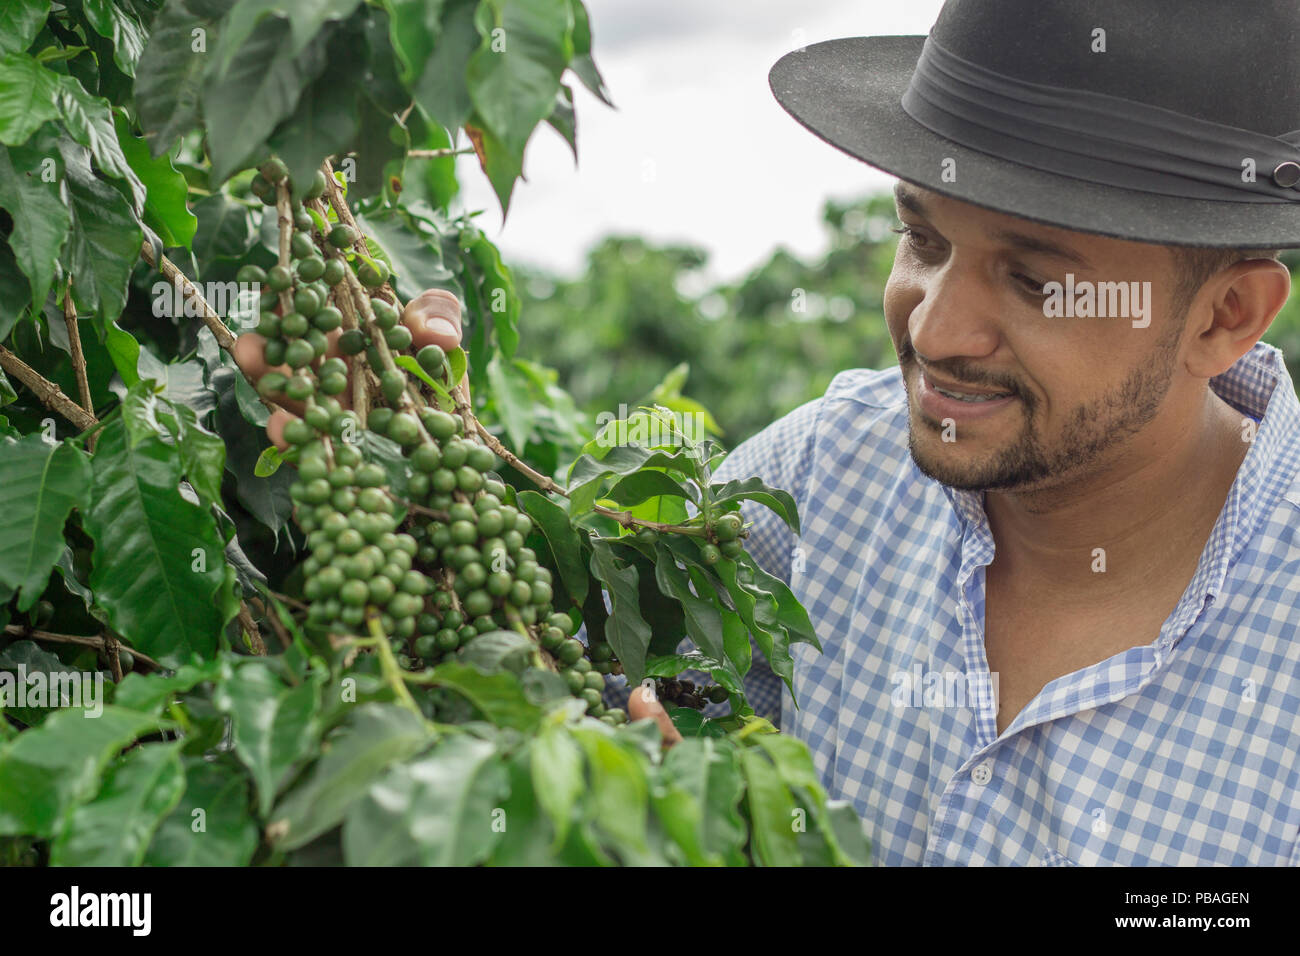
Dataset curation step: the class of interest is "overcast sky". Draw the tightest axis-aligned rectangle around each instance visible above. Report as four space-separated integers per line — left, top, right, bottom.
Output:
452 0 948 286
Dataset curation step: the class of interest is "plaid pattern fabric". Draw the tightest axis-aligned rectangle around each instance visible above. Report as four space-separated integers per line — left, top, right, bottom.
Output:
597 341 1300 865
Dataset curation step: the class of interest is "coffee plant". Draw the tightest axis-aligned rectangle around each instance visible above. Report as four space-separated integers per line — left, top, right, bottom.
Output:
0 0 870 866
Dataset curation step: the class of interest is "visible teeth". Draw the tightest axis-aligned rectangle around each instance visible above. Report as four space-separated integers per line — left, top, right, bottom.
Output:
935 386 1011 403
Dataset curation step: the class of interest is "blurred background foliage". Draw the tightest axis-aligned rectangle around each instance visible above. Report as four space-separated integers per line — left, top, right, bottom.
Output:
511 190 1300 449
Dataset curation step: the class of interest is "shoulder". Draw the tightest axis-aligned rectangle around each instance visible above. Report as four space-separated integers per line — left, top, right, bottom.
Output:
823 364 907 410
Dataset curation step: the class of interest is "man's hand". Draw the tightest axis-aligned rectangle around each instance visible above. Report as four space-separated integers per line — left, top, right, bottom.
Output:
232 288 467 449
627 681 684 748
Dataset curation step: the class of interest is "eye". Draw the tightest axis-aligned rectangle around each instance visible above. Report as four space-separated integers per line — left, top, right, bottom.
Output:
891 225 932 251
1012 271 1047 295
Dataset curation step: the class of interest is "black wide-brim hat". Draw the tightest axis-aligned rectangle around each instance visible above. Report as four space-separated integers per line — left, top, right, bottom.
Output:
768 0 1300 249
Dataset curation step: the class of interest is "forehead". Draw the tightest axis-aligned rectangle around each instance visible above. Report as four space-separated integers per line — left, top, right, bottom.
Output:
892 181 1173 268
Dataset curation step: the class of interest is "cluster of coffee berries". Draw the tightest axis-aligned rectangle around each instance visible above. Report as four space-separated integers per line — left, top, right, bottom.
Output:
698 512 745 566
248 157 625 724
654 677 730 710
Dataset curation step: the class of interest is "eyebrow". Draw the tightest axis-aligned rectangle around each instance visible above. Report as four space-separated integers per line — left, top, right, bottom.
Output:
893 183 1095 271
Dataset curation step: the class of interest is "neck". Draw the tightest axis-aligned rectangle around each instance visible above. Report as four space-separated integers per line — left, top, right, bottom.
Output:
983 389 1250 605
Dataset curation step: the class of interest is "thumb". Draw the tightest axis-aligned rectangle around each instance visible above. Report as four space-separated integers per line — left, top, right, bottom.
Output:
626 681 683 748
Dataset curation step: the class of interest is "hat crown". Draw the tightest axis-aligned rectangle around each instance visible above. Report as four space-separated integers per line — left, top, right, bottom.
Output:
931 0 1300 135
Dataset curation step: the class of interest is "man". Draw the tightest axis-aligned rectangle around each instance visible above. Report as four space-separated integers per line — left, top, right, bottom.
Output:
243 0 1300 865
625 0 1300 866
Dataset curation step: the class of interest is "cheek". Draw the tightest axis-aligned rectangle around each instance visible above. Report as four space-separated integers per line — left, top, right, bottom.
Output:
883 266 920 337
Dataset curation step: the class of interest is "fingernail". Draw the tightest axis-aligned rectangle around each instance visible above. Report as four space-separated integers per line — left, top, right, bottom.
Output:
424 317 457 336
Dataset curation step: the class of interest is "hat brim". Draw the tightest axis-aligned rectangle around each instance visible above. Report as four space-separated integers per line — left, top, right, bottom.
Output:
769 36 1300 249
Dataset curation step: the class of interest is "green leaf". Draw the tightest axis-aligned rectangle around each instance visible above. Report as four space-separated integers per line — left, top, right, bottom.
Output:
213 665 322 816
269 703 431 851
587 536 652 686
530 725 583 848
516 490 588 605
112 111 197 248
0 0 51 57
0 706 163 838
0 435 91 612
656 737 746 865
708 476 801 534
266 22 363 195
253 445 283 477
112 658 227 716
104 320 141 386
342 734 508 865
145 756 260 866
412 0 479 132
135 0 219 157
80 0 147 77
651 546 729 665
448 345 468 388
464 112 523 218
56 80 145 212
568 0 612 107
202 13 329 185
567 444 701 516
752 733 869 865
466 0 573 158
739 747 800 866
381 0 446 84
466 233 520 356
430 659 543 731
0 139 70 311
353 208 453 304
213 660 322 817
172 404 226 506
545 82 576 160
606 469 698 507
0 234 32 340
0 53 61 146
50 741 185 865
57 137 143 325
572 725 651 859
191 192 257 264
212 0 365 79
455 630 535 675
83 421 228 667
486 353 533 449
0 641 90 727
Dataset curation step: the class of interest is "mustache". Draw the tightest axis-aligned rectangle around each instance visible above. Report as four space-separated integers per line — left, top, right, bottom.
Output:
897 339 1022 397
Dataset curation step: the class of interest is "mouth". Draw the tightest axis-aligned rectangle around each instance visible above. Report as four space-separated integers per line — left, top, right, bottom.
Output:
922 370 1014 402
915 368 1018 420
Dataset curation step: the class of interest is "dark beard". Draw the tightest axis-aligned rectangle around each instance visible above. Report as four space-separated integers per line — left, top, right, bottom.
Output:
899 319 1181 492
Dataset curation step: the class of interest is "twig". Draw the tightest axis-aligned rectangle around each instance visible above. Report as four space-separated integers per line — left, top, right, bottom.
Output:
62 277 94 420
0 346 97 432
407 147 475 159
249 596 291 653
138 242 280 415
461 395 568 496
102 633 124 682
3 624 163 672
236 601 267 655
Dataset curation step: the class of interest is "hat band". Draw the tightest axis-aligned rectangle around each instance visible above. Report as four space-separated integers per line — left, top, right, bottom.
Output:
900 36 1300 204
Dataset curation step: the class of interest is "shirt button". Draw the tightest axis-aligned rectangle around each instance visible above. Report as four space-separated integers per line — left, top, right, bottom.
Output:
971 762 993 785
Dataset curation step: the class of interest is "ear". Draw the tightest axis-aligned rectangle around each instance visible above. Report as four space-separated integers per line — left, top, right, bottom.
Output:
1184 258 1291 379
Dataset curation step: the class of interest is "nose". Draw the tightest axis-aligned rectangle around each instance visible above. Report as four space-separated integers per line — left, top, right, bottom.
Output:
906 256 1003 366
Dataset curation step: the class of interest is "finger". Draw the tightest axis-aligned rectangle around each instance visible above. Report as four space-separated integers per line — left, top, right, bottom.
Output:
266 408 294 452
627 683 683 748
404 289 463 351
233 332 273 383
403 290 473 396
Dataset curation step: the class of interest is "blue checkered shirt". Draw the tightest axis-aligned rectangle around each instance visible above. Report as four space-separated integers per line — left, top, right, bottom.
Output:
600 340 1300 866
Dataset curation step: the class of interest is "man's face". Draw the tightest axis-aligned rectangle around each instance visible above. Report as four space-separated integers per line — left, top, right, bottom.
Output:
883 183 1189 493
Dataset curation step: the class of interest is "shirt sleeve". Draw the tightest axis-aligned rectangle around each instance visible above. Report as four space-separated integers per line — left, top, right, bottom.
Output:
592 394 824 727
